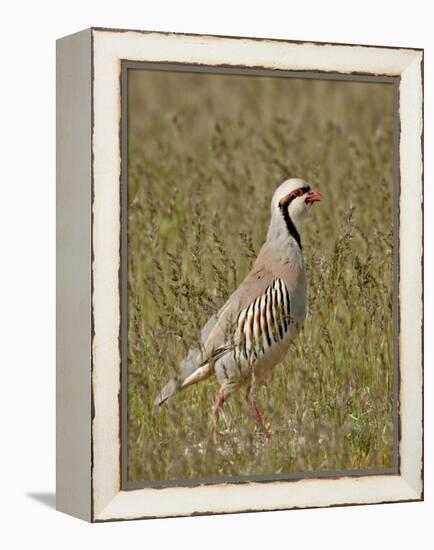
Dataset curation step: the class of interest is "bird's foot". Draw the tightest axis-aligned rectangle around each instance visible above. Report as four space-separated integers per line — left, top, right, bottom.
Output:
256 425 272 442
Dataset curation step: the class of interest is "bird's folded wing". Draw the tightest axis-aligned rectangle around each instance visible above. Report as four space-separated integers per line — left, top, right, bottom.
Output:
155 249 279 405
173 263 274 383
201 264 276 359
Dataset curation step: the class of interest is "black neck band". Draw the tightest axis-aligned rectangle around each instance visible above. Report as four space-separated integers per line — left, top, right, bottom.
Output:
279 205 302 249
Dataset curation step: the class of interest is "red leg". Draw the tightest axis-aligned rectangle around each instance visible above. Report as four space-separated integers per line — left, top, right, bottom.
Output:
251 401 264 425
212 385 226 442
245 390 271 439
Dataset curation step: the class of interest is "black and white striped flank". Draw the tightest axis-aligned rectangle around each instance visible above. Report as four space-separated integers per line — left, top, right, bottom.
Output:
234 278 292 364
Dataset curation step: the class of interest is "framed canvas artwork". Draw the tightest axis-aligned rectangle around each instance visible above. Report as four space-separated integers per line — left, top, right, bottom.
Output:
56 27 423 522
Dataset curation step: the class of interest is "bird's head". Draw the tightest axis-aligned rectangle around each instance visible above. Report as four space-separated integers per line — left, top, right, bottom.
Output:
268 178 321 245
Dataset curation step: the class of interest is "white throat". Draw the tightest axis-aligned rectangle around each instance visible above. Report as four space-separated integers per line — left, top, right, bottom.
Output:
266 207 303 252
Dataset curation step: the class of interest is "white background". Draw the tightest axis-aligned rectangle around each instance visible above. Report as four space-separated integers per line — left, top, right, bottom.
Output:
1 1 432 547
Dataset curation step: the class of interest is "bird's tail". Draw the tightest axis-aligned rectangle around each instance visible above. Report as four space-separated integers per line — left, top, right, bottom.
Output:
154 379 178 407
154 363 213 407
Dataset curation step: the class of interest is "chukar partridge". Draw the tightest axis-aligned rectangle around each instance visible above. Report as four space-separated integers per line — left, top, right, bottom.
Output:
155 178 321 438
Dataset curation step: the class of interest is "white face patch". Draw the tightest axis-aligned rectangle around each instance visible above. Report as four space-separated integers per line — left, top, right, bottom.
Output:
267 179 315 246
288 195 310 229
271 178 311 211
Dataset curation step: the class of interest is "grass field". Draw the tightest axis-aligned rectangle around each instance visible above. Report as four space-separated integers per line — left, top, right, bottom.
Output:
126 69 395 483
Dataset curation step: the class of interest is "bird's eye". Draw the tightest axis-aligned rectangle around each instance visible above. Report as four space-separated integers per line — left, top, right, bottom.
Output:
292 186 310 199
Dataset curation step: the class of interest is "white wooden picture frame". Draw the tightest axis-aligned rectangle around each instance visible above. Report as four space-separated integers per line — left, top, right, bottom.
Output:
56 27 423 522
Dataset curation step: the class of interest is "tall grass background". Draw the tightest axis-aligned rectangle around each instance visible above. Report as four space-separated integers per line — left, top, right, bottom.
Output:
127 69 394 483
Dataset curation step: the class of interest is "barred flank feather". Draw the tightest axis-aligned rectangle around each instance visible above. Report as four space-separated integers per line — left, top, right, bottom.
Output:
234 278 292 364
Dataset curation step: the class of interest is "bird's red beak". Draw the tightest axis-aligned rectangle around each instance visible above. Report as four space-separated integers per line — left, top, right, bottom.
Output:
305 189 321 204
